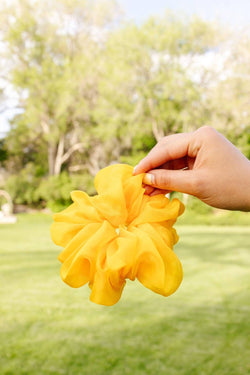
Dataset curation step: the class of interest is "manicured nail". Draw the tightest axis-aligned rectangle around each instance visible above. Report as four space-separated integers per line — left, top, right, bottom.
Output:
143 173 155 185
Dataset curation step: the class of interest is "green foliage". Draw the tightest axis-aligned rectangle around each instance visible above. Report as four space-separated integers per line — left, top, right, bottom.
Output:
0 139 8 163
5 163 40 205
238 128 250 159
96 12 218 147
120 134 157 167
175 194 250 226
185 195 214 215
0 0 249 207
5 164 95 210
34 172 95 212
3 0 122 176
0 216 250 374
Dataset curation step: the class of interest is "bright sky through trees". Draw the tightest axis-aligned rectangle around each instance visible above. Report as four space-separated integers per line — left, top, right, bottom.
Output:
119 0 250 28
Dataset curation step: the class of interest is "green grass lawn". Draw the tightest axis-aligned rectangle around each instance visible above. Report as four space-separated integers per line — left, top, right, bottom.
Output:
0 214 249 375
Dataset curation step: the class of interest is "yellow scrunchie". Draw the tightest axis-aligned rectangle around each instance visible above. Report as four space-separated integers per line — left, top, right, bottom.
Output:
51 164 184 306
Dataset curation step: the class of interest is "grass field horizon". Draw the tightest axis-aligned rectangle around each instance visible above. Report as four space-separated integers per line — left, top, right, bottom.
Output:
0 214 249 375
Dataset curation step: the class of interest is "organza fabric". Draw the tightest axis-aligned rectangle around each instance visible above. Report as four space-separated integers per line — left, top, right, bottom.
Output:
51 164 184 305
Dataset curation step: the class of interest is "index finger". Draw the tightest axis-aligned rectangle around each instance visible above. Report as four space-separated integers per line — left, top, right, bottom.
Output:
133 132 192 174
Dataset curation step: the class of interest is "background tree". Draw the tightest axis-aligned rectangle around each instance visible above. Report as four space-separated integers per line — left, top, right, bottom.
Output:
2 0 121 176
0 0 249 209
94 12 224 168
207 30 250 158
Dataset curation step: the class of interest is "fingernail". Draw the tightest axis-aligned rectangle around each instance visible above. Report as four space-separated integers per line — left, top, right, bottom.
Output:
143 173 155 185
133 165 138 175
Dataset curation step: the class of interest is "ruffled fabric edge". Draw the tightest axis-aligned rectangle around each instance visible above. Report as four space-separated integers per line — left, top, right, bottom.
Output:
51 164 184 305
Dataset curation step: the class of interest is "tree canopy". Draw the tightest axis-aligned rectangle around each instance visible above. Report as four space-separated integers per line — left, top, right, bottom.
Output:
0 0 249 209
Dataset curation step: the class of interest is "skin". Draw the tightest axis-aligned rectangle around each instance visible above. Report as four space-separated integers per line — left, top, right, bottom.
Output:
133 126 250 212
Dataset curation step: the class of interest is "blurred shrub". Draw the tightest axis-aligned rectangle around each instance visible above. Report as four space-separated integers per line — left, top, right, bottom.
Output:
5 168 96 212
184 195 213 215
173 193 250 226
171 192 212 213
34 172 95 212
5 163 40 205
120 151 147 168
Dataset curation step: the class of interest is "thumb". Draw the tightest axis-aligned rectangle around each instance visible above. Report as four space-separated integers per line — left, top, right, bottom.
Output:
143 169 198 196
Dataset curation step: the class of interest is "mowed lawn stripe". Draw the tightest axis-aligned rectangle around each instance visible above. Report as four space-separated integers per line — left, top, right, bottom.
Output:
0 214 249 375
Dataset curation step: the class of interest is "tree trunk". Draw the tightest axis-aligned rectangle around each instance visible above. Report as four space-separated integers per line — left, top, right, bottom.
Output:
147 98 164 141
86 143 103 176
54 135 65 176
48 141 56 176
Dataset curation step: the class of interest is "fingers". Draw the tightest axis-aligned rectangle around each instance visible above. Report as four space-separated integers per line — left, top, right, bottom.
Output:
132 125 250 211
160 158 187 171
133 132 192 175
143 184 155 195
142 169 198 196
149 188 171 197
143 183 171 196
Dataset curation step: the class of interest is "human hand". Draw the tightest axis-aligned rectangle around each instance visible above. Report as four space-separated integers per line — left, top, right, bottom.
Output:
133 126 250 211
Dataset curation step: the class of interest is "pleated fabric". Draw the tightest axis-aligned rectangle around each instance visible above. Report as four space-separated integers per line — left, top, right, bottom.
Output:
51 164 185 306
